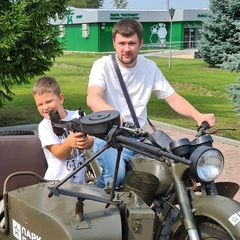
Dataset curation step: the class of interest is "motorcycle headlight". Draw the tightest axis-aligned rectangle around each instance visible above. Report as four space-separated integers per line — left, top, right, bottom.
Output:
190 146 224 182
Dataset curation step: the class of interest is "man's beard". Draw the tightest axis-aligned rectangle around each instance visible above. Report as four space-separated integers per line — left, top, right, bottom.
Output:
118 54 137 67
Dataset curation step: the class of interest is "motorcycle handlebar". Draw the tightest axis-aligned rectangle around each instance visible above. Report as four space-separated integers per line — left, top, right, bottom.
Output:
116 135 191 165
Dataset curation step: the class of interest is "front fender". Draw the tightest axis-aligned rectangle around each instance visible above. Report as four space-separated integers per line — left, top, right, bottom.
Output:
171 195 240 240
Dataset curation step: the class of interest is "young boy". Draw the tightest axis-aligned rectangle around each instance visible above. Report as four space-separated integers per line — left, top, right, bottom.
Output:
33 76 93 183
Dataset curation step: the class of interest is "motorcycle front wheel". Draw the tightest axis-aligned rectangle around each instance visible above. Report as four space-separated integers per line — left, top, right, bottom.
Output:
177 221 232 240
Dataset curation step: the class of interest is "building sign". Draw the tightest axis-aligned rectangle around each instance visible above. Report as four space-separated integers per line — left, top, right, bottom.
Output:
61 12 82 24
197 13 208 18
55 8 82 25
110 13 139 20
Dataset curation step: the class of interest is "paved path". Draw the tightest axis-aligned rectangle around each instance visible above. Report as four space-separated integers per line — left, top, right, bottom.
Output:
1 121 240 201
142 49 197 59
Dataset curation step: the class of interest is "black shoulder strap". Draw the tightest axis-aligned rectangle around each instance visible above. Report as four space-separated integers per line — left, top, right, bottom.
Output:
111 54 140 128
147 118 157 132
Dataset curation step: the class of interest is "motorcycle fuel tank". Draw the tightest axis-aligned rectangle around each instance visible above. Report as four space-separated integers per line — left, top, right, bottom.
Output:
129 154 173 197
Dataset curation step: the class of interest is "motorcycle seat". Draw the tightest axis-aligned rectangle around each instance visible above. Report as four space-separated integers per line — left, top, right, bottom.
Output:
0 134 47 200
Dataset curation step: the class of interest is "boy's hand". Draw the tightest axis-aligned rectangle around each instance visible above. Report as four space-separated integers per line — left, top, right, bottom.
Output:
76 133 89 150
67 132 89 149
66 132 83 148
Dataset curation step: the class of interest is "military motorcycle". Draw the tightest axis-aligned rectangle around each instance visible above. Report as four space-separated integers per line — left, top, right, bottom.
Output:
1 110 240 240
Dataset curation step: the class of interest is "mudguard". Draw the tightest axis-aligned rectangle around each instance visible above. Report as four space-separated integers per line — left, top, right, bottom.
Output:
170 195 240 240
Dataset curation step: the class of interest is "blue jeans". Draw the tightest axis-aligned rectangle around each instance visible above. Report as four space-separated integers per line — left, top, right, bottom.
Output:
93 137 137 188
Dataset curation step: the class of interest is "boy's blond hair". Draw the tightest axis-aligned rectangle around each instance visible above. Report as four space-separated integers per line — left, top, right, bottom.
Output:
32 76 61 96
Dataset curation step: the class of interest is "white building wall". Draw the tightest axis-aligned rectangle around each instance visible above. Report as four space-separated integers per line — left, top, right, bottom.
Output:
51 8 211 25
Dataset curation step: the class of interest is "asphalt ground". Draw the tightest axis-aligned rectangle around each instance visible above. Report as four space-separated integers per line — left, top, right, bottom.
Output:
1 121 240 202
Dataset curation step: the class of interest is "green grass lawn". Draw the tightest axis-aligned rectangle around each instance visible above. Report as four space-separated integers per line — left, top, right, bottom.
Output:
1 52 239 140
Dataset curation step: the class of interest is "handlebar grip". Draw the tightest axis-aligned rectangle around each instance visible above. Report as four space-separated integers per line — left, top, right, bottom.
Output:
199 121 210 130
196 121 210 137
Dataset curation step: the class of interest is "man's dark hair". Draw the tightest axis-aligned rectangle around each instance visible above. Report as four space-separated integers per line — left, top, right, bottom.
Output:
112 18 143 41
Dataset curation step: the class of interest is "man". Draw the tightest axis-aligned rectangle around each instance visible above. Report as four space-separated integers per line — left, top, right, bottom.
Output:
87 18 215 189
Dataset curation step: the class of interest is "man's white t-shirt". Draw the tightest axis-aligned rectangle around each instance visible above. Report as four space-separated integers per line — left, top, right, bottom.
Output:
38 110 85 183
88 54 175 129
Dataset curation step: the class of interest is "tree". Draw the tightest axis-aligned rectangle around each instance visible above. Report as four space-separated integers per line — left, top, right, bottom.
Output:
221 21 240 119
112 0 128 9
198 0 240 67
66 0 104 8
0 0 68 107
226 68 240 119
